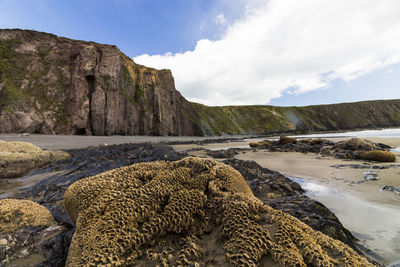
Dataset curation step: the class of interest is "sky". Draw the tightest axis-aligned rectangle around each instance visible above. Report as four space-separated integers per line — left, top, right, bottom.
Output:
1 0 400 106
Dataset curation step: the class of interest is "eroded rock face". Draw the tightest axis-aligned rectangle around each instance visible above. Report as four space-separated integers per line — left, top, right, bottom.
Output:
0 140 70 178
0 29 202 136
64 157 374 266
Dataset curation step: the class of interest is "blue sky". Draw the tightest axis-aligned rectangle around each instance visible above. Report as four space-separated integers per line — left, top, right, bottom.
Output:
1 0 400 107
0 0 239 56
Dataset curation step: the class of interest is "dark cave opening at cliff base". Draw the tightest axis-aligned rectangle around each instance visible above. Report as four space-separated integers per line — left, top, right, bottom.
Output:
80 75 96 135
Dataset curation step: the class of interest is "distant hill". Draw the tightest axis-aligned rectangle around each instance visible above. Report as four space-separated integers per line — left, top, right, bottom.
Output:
189 100 400 135
1 29 400 136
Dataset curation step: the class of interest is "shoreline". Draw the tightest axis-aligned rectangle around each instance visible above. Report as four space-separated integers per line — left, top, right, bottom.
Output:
2 132 400 265
174 136 400 265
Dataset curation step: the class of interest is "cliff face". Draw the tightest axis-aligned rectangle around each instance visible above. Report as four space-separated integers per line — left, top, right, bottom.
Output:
0 29 202 136
190 99 400 135
1 29 400 136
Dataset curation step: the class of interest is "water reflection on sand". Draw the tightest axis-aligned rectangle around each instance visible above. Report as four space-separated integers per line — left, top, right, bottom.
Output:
290 177 400 266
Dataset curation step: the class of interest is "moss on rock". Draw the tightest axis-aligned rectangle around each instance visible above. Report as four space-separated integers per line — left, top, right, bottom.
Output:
64 157 374 266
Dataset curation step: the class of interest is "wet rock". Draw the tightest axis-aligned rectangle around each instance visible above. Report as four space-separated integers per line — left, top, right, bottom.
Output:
206 148 248 159
223 158 361 251
363 169 380 181
251 137 395 162
223 158 304 200
331 164 400 169
16 143 186 225
3 143 186 266
0 225 66 267
0 199 64 266
381 185 400 195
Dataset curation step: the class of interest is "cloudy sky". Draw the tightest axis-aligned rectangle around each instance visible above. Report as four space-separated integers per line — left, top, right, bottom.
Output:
1 0 400 106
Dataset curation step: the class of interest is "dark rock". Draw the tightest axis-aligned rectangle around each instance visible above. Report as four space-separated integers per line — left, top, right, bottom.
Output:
381 185 400 195
331 164 400 169
254 137 395 162
223 158 359 251
3 143 186 267
363 169 380 181
206 148 248 159
0 225 65 267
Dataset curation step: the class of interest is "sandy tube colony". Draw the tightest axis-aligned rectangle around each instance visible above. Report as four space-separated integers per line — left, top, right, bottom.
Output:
63 157 373 266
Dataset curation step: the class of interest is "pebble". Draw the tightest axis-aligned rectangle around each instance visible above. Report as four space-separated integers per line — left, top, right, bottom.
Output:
0 239 7 246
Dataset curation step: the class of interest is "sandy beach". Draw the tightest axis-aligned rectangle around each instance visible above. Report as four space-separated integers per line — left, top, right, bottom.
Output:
2 133 400 265
175 136 400 265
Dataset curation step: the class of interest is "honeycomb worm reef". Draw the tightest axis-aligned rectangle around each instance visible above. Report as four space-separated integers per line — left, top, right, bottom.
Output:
64 157 374 266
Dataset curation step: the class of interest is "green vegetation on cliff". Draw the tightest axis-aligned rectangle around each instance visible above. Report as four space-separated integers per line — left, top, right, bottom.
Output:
2 29 400 136
190 99 400 135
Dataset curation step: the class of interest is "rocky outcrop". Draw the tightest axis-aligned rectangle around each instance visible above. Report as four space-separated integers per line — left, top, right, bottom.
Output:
0 29 202 136
0 140 70 178
64 157 374 266
0 199 64 267
249 137 397 162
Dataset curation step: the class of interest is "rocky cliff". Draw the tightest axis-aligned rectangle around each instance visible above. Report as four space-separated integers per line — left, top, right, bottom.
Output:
0 29 202 135
1 29 400 136
190 99 400 135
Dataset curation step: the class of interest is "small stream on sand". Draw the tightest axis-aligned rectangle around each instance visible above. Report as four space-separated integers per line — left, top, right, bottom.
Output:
289 177 400 266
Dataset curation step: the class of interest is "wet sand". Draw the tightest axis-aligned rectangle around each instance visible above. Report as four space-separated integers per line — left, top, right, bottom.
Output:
0 134 252 150
175 136 400 265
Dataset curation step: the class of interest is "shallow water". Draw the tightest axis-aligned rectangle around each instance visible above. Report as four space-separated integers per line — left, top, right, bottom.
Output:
390 147 400 152
290 177 400 266
294 128 400 138
0 170 66 199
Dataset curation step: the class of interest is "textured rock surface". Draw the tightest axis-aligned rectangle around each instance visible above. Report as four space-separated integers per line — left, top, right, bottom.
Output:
4 143 186 267
223 158 358 249
0 199 65 267
0 140 70 178
64 157 374 266
249 137 396 162
0 29 202 136
0 198 55 233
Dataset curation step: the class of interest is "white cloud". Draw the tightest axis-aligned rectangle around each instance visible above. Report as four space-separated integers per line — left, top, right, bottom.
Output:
215 13 227 26
134 0 400 106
